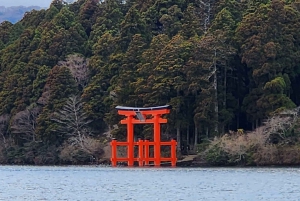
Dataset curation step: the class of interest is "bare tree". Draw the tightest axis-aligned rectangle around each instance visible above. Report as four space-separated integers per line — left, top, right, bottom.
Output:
58 54 90 89
11 105 41 142
195 0 213 33
263 107 300 140
51 95 92 149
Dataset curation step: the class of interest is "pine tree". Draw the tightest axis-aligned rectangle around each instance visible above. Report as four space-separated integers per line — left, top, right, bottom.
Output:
36 65 78 144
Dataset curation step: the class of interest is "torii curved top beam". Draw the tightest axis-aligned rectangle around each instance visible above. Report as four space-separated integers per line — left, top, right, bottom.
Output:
115 105 172 111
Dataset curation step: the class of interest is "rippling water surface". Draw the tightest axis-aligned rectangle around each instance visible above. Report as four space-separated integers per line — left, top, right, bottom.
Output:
0 166 299 201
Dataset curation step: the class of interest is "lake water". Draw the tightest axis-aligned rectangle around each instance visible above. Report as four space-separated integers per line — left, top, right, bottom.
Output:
0 166 299 201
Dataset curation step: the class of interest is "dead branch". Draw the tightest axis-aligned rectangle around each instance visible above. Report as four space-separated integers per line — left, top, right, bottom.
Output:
51 95 93 149
11 106 41 142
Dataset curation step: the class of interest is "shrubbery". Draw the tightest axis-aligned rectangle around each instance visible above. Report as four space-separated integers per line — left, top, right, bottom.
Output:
58 136 104 165
0 137 105 165
203 108 300 166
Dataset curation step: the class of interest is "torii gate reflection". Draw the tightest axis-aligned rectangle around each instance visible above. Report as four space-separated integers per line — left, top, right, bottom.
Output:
110 105 177 167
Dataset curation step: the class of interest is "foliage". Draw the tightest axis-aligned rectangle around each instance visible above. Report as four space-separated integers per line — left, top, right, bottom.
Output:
0 0 300 165
204 107 300 166
205 143 229 165
58 136 104 165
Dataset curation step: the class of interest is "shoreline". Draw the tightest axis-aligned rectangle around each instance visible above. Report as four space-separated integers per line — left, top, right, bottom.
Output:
1 160 300 168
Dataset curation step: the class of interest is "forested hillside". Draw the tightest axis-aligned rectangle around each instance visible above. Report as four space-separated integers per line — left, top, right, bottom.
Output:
1 0 300 165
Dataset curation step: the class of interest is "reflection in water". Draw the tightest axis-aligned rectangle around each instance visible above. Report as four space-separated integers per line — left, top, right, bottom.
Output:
0 166 299 201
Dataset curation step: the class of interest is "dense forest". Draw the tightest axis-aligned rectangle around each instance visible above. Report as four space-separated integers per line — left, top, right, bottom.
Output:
1 0 300 166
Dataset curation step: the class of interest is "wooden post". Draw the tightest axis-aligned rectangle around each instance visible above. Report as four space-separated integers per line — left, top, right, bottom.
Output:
111 139 117 167
127 115 134 167
171 139 177 167
138 139 144 167
154 114 161 166
144 140 149 166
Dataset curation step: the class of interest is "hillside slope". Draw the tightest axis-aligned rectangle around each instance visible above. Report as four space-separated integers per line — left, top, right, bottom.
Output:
0 0 300 165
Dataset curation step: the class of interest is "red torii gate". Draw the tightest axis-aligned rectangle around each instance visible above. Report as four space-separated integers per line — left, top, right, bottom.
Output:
110 105 177 167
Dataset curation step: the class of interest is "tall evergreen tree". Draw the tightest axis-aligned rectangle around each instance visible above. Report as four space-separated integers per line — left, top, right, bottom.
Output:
36 66 78 144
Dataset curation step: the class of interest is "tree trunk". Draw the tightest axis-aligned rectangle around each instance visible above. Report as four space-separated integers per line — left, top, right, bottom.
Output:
194 124 198 152
186 126 190 154
256 119 259 129
214 48 219 134
203 2 211 33
236 98 240 129
221 63 227 135
206 127 209 138
176 125 181 151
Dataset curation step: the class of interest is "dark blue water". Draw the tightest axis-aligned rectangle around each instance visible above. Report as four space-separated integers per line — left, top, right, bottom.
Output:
0 166 299 201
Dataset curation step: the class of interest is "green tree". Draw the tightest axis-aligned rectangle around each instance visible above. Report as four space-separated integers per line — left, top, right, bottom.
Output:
159 5 182 37
119 5 147 50
89 0 124 44
78 0 99 36
0 21 13 46
112 34 146 107
36 65 78 144
237 0 300 127
257 77 296 115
